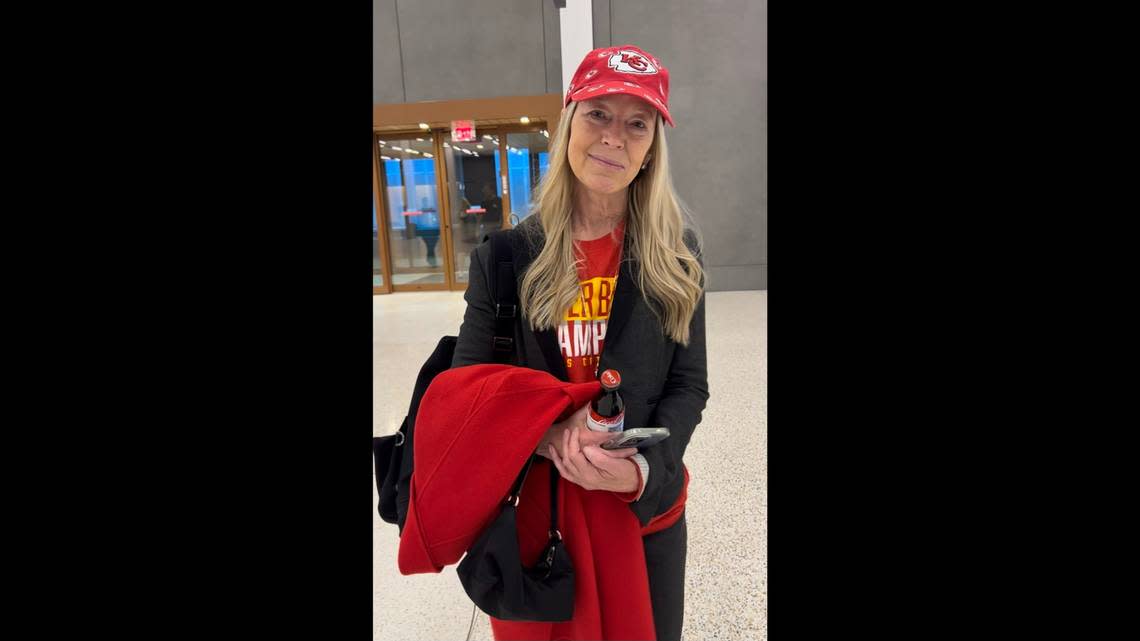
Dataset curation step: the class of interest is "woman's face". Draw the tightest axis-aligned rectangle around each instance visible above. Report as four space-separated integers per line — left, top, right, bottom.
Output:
567 94 656 198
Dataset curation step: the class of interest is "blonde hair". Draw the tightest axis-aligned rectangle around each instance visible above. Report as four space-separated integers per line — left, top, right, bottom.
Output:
519 101 706 345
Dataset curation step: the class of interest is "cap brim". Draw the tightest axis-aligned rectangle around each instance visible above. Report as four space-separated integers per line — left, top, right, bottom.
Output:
567 82 675 127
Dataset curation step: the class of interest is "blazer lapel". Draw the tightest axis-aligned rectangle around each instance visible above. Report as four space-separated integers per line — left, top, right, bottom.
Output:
601 246 638 352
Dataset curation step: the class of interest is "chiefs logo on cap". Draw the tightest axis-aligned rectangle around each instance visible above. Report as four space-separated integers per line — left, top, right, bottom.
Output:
608 50 659 75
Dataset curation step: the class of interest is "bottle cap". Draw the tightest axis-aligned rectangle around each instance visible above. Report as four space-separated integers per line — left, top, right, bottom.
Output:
599 369 621 390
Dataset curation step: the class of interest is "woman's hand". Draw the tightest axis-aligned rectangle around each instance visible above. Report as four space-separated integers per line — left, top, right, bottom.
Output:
534 404 584 459
536 404 637 461
547 426 641 493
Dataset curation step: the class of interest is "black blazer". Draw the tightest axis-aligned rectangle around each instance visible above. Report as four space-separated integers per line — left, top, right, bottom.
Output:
452 215 708 526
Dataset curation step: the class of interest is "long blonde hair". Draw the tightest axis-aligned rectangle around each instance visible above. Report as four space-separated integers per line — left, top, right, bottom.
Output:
519 101 705 345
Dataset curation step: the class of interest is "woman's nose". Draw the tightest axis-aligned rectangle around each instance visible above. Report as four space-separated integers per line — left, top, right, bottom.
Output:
601 122 625 149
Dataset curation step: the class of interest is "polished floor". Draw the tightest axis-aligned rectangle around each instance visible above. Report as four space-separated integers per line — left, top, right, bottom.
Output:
373 290 767 640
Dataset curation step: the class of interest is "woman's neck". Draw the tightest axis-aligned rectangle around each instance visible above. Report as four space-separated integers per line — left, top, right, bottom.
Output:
571 187 628 240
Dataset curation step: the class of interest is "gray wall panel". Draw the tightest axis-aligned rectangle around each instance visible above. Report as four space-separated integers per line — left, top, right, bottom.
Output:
542 0 563 94
373 0 406 103
592 0 611 49
612 0 767 290
707 264 767 293
397 0 549 102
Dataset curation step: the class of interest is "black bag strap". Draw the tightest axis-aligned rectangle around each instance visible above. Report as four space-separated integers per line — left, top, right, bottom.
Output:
487 231 518 362
548 464 560 540
505 454 536 506
503 455 562 541
488 230 561 539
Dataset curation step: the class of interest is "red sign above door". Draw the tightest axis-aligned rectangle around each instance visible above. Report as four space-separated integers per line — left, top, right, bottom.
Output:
451 120 476 143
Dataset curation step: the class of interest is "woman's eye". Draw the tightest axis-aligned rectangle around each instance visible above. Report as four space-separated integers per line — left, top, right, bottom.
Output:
630 121 647 129
589 110 608 120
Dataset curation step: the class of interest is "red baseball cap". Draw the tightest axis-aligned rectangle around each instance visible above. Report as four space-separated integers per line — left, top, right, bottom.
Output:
565 45 675 127
398 364 600 575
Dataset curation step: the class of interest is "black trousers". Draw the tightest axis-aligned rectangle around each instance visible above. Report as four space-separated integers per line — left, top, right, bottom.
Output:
642 512 687 641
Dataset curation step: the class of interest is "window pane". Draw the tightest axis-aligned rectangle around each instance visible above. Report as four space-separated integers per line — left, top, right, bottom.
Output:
505 130 550 222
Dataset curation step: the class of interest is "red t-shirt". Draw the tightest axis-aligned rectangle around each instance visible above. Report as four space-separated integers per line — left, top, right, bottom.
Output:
559 222 624 383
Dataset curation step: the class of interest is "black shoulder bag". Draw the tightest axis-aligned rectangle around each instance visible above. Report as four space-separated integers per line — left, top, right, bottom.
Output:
457 453 574 621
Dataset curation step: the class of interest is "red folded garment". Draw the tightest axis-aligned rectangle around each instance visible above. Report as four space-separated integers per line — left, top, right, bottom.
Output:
398 363 689 640
398 364 599 575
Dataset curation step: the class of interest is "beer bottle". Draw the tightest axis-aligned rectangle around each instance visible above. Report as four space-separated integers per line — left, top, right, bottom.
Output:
587 369 625 432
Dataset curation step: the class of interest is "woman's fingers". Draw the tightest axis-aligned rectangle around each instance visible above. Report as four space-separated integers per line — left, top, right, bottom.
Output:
567 426 582 460
563 427 588 480
558 427 609 489
584 446 638 491
554 426 641 491
581 446 615 478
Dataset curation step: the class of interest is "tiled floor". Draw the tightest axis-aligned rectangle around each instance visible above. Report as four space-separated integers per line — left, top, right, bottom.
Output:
374 289 767 640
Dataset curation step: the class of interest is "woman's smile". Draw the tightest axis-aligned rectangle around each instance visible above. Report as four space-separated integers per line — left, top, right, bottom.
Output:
587 153 625 171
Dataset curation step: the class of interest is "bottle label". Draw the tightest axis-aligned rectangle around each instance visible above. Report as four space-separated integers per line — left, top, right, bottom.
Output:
587 408 624 432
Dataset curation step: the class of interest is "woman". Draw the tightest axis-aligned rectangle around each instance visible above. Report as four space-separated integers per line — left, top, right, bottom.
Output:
452 45 707 641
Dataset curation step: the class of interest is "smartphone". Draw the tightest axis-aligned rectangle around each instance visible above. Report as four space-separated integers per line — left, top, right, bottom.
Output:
600 427 670 450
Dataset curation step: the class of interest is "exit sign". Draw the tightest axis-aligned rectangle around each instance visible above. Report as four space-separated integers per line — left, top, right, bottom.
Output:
451 120 476 142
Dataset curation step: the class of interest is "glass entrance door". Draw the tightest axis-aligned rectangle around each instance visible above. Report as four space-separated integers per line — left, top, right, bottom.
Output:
377 135 447 289
441 132 505 285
